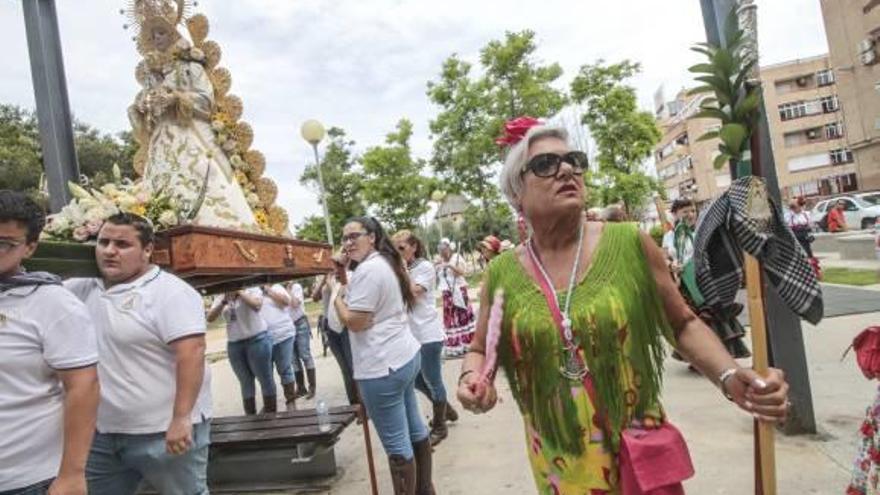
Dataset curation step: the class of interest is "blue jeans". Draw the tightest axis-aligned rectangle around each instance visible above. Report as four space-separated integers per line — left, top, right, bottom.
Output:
271 335 295 385
227 331 276 399
414 341 447 403
324 323 358 405
292 317 315 372
0 479 52 495
86 421 210 495
357 354 428 459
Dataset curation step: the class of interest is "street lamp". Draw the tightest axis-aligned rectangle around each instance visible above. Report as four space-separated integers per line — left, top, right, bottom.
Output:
431 190 447 240
301 119 333 246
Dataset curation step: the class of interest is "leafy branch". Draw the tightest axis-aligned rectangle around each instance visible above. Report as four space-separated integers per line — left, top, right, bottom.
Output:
688 13 762 173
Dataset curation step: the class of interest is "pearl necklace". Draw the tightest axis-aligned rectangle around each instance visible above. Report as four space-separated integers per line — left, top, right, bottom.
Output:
527 221 587 381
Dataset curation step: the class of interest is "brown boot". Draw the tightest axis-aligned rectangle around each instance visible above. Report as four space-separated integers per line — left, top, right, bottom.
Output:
243 397 257 415
306 368 317 399
282 382 297 410
429 402 448 446
445 401 458 422
261 395 277 414
413 438 435 495
388 454 416 495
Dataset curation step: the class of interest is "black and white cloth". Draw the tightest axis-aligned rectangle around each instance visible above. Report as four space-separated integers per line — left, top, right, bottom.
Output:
694 176 823 325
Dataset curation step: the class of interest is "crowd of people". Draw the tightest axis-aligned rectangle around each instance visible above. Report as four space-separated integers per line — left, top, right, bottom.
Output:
0 124 827 495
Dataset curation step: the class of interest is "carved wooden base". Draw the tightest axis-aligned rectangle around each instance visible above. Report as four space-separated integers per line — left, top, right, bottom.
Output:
28 226 332 294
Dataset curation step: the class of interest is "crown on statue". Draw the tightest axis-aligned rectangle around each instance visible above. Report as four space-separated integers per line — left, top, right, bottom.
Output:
121 0 196 35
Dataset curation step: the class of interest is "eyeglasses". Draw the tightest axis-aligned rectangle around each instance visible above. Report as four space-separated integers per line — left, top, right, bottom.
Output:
522 151 588 178
0 238 26 254
341 231 368 244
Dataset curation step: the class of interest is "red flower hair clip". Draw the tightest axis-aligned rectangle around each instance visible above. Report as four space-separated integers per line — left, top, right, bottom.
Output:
495 116 542 147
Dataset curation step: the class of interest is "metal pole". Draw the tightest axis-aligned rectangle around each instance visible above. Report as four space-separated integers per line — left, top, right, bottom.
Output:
312 143 334 246
22 0 80 212
699 0 816 438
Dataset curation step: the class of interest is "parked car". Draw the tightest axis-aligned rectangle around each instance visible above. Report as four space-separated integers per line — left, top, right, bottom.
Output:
810 195 880 231
858 191 880 206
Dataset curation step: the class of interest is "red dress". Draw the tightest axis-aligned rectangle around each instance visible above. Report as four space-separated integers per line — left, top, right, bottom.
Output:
828 208 847 232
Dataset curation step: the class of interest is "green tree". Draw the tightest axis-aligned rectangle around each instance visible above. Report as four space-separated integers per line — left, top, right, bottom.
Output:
570 61 662 215
296 126 365 241
0 104 42 194
427 31 567 215
76 125 137 187
0 104 138 196
360 119 434 232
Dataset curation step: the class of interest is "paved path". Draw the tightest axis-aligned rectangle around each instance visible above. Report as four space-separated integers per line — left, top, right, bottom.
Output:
735 284 880 326
205 308 880 494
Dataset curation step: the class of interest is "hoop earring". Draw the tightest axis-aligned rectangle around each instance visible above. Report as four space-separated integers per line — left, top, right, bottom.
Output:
517 212 528 244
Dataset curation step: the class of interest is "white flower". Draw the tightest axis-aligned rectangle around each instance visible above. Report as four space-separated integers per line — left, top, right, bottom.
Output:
246 192 260 207
158 210 178 227
189 48 205 61
60 202 86 225
222 139 238 152
212 120 225 131
230 155 244 169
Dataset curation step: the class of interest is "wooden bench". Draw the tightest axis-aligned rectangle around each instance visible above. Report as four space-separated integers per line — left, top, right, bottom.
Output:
207 405 370 492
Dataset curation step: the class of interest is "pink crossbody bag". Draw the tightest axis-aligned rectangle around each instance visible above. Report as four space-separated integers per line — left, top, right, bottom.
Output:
526 250 694 494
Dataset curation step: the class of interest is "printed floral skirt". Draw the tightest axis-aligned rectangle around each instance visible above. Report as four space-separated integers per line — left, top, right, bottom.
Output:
849 386 880 495
441 287 475 357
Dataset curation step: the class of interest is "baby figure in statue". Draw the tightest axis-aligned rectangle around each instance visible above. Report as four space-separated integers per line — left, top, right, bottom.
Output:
127 0 259 231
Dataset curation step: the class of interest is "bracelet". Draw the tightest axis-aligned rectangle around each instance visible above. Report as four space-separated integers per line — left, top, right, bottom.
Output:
718 368 738 401
458 369 476 386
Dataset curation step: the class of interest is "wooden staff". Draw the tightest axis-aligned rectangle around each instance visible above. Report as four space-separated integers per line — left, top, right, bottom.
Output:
743 253 776 495
358 404 379 495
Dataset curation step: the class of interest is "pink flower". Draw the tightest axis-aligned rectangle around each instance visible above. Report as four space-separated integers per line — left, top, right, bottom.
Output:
85 220 102 236
72 226 90 242
495 116 542 147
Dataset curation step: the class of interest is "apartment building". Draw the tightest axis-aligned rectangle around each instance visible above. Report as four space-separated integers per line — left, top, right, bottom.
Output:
655 55 852 203
821 0 880 191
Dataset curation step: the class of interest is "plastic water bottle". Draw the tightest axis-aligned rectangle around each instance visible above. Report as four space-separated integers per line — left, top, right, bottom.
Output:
316 399 331 432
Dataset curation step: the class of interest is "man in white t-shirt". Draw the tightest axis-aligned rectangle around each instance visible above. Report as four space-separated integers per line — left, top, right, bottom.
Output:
287 282 317 399
65 213 212 495
0 190 99 495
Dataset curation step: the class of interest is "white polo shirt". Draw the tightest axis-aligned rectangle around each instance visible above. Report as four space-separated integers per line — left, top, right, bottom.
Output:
211 287 267 342
346 252 420 380
288 283 306 322
407 259 445 344
260 284 295 344
0 283 98 491
66 266 212 434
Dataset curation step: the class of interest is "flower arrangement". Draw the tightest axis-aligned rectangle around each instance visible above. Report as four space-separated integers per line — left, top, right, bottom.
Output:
42 166 191 243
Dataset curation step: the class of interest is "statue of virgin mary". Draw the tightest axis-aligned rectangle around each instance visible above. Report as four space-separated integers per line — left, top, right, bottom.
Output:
126 0 259 231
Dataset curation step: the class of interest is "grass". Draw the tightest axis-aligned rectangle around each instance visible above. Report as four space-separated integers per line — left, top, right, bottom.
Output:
822 267 880 286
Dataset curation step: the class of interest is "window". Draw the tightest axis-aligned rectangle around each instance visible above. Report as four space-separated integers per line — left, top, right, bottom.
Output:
821 95 840 113
841 199 858 211
780 102 808 121
825 122 844 139
674 133 689 146
830 148 854 164
817 69 835 86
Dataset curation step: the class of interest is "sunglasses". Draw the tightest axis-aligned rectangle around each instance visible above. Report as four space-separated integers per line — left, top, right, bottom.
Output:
522 151 588 178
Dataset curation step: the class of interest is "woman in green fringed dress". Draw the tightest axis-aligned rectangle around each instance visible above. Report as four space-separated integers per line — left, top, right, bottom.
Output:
456 124 791 494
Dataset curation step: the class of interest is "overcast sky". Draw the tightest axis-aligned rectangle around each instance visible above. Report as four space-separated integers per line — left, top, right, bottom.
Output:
1 0 829 226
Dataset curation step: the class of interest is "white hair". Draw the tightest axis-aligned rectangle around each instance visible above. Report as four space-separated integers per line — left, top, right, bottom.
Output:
499 126 571 209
